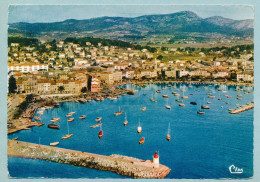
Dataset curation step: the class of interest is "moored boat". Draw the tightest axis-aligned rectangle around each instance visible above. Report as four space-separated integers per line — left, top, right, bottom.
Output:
179 103 185 107
62 121 72 140
127 90 135 95
182 96 189 99
96 117 102 122
37 110 44 115
50 118 60 122
156 90 161 93
50 142 59 146
165 105 171 109
139 137 145 144
98 130 103 139
197 110 205 115
141 107 146 111
201 105 210 109
176 99 182 102
137 121 142 134
48 124 59 129
62 134 72 140
66 114 72 117
166 134 171 141
34 116 41 121
79 115 86 119
124 113 128 126
114 106 124 116
162 95 168 98
90 123 102 128
67 118 74 122
190 101 197 105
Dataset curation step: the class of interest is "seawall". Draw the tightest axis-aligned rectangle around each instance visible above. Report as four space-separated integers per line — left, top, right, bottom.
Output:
229 103 254 114
8 140 171 178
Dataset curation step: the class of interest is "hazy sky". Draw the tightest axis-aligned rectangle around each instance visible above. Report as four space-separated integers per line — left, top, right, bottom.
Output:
8 5 254 23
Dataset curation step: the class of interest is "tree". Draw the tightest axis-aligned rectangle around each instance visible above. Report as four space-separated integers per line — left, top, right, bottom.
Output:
161 47 167 51
58 86 65 93
8 75 17 93
81 87 88 93
157 55 163 60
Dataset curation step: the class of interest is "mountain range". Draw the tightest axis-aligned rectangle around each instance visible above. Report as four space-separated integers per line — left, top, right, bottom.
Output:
8 11 254 41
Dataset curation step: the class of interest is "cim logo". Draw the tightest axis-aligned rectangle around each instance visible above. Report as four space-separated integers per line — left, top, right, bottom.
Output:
229 164 243 174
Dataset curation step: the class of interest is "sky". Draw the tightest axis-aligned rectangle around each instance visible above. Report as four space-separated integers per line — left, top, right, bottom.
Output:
8 5 254 24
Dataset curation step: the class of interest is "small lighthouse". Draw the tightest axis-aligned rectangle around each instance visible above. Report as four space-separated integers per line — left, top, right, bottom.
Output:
153 151 159 168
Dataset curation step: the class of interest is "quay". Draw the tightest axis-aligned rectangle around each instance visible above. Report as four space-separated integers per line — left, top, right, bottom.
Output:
8 121 44 134
8 140 171 178
229 103 254 114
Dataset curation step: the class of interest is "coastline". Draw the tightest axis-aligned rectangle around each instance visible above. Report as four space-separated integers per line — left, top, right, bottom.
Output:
7 80 254 135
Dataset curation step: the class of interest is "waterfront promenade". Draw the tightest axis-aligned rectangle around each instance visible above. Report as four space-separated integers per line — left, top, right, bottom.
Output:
8 140 171 178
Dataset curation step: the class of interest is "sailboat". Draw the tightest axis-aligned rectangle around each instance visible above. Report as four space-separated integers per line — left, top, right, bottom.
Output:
197 102 205 115
114 106 124 116
139 137 145 144
150 93 157 102
62 121 72 140
165 98 171 109
179 100 185 107
124 113 128 126
51 109 60 122
201 98 210 109
166 122 171 141
181 89 189 99
137 121 142 134
98 125 103 139
50 142 59 146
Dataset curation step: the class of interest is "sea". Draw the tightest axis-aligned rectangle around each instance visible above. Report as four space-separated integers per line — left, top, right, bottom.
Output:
8 83 254 179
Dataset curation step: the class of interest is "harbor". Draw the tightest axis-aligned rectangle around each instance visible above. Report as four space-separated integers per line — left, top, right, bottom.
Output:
8 83 254 178
8 140 170 178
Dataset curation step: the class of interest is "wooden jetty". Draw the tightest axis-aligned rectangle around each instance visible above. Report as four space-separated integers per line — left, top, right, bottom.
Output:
229 103 254 114
8 140 171 178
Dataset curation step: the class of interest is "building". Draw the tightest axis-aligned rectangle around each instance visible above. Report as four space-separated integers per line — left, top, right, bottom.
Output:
91 78 100 92
8 64 48 73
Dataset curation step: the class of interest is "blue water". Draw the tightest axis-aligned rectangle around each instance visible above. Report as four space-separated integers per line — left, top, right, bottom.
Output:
8 83 254 179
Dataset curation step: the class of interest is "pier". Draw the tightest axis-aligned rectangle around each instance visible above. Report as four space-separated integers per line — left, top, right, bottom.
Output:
229 103 254 114
8 140 171 178
8 122 44 134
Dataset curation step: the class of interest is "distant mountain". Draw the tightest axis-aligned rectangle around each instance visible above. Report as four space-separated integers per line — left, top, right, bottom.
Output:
9 11 254 39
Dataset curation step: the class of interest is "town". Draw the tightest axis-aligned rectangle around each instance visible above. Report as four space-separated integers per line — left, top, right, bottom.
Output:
8 37 254 95
7 36 254 131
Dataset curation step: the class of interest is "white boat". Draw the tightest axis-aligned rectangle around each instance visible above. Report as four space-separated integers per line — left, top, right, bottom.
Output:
181 90 189 99
37 110 44 115
50 142 59 146
124 113 128 126
137 121 142 134
62 121 72 140
166 122 171 141
165 98 171 109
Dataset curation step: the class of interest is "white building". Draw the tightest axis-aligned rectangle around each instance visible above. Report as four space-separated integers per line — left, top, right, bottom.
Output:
8 64 48 73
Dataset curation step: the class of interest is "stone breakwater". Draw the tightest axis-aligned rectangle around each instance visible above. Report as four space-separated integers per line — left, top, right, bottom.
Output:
229 103 254 114
8 140 171 178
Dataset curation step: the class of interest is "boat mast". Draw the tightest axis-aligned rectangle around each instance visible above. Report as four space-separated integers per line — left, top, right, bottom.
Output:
67 121 69 135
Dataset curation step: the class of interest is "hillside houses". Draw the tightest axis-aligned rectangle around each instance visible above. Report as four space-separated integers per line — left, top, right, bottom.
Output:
8 39 254 95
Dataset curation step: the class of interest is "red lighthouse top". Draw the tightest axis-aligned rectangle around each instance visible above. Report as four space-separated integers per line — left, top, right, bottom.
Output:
154 151 158 158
